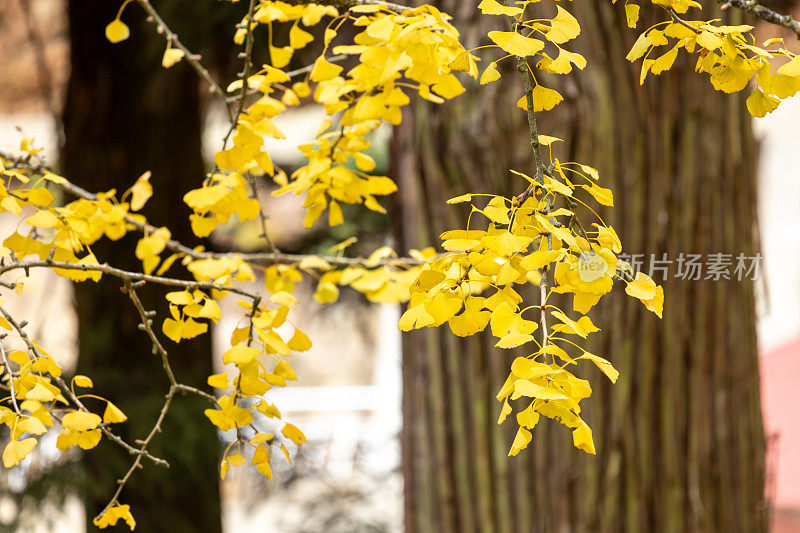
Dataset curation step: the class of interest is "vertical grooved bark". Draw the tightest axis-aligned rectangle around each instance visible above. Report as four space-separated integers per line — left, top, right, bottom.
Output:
394 2 766 532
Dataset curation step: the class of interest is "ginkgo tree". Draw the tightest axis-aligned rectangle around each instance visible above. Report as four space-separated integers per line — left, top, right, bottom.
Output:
0 0 790 529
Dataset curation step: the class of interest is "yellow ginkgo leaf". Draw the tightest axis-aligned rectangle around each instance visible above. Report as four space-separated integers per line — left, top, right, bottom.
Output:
577 352 619 383
481 62 502 85
516 84 563 112
478 0 522 16
162 47 185 69
3 438 37 467
488 31 544 57
547 6 581 44
572 419 596 455
93 503 136 530
103 401 127 424
746 88 780 118
129 171 152 211
281 423 306 445
625 272 657 300
207 373 228 389
508 427 532 456
105 19 130 44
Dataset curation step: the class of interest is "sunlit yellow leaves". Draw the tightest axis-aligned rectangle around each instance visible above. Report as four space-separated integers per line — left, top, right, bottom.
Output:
478 0 523 16
490 302 537 348
625 271 656 300
287 328 312 351
547 6 581 44
135 227 170 274
204 395 253 432
572 419 596 455
310 57 343 83
281 423 306 445
625 4 640 28
207 373 228 389
62 410 101 432
73 375 93 388
103 402 127 424
93 504 136 530
516 85 563 112
162 305 208 344
25 383 56 402
577 352 619 383
105 19 130 44
512 380 569 401
746 88 780 118
508 427 532 456
551 310 599 338
488 31 544 58
3 438 36 467
223 344 259 366
162 47 185 69
128 171 153 211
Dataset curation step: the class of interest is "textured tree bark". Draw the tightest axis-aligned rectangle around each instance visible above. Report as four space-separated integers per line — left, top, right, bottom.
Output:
393 2 766 532
61 1 223 531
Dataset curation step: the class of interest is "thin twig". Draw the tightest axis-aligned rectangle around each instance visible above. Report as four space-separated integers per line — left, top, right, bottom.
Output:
504 4 552 349
718 0 800 38
94 383 179 521
124 280 176 386
0 339 21 416
132 0 231 111
0 260 259 300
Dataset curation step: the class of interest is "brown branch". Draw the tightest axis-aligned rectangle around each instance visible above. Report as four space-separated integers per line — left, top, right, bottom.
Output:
124 280 177 385
718 0 800 38
131 0 231 110
0 260 259 300
94 383 179 522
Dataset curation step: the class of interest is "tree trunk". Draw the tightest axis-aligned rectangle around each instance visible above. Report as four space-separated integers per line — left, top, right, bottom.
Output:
61 1 222 531
393 2 766 532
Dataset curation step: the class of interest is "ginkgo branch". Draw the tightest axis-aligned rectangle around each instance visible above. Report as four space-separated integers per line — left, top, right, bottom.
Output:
504 4 553 350
718 0 800 38
0 260 260 300
132 0 231 110
94 382 180 523
0 306 170 467
124 280 177 386
0 338 21 416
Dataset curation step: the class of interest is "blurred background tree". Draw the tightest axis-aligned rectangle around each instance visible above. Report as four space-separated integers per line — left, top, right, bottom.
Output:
60 0 239 530
394 1 766 531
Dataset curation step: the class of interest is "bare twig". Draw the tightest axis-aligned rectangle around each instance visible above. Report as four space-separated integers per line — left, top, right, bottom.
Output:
124 280 176 385
132 0 231 111
718 0 800 38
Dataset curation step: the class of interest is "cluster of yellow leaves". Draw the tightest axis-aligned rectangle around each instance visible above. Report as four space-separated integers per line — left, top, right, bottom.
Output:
621 0 800 117
215 1 473 230
203 292 312 481
0 329 125 467
184 172 261 238
400 135 662 455
469 0 584 113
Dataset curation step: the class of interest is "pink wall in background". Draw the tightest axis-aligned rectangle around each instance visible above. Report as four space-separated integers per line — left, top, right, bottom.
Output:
761 336 800 531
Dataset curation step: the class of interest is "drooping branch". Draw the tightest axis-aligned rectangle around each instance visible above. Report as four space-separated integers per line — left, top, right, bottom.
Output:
0 150 429 269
